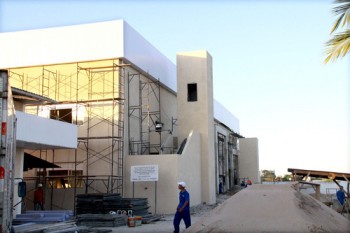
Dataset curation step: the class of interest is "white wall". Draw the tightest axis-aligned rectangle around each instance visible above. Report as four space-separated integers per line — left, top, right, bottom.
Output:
16 111 77 149
124 21 177 91
124 130 201 214
239 138 260 184
0 21 124 69
214 100 240 134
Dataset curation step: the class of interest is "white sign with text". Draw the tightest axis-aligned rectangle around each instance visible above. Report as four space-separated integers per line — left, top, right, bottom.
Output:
131 165 159 182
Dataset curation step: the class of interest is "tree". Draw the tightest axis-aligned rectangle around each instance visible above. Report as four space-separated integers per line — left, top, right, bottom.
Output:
260 170 276 182
324 0 350 63
282 174 292 181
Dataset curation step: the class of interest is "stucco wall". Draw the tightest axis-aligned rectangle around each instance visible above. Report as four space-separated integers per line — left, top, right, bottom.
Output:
124 155 178 214
238 138 260 183
176 51 216 205
124 130 201 214
176 130 202 207
16 111 77 149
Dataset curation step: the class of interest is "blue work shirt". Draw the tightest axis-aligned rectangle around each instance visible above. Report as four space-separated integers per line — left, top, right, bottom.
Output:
178 190 190 212
336 190 345 206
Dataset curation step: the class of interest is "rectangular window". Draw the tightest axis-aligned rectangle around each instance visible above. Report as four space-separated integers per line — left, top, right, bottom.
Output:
50 108 72 123
35 104 85 125
187 83 197 102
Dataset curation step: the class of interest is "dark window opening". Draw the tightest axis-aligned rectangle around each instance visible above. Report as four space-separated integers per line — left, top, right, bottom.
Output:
50 109 72 123
187 83 197 102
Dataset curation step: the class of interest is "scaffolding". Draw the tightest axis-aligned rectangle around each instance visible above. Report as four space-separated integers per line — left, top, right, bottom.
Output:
9 59 126 210
128 72 162 155
8 57 178 211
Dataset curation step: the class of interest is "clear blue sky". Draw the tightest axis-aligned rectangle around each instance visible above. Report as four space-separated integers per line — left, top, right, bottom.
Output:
1 0 349 175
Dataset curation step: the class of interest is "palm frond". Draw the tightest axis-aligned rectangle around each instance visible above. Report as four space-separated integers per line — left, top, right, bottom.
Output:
330 1 350 33
324 29 350 63
344 4 350 27
333 0 350 3
331 13 345 33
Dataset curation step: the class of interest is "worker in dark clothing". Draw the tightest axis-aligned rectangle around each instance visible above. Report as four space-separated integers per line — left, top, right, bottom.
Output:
173 181 191 233
34 183 44 210
336 186 345 206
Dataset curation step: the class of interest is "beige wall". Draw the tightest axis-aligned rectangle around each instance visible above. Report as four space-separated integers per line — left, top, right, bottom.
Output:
176 51 216 205
239 138 260 184
124 130 201 214
176 130 202 208
124 155 178 214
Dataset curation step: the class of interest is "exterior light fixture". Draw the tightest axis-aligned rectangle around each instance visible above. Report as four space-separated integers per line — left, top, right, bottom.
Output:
155 121 163 132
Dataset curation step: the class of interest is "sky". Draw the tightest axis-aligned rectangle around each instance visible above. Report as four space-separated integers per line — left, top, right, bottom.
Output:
1 0 349 176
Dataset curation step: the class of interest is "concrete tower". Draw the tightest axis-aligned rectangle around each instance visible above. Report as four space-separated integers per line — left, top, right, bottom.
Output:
176 51 216 205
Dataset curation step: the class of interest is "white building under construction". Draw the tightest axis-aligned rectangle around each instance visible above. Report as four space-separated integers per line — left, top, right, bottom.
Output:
0 20 260 218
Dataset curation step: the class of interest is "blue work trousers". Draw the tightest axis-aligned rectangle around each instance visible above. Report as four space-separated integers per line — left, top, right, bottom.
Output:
173 210 191 233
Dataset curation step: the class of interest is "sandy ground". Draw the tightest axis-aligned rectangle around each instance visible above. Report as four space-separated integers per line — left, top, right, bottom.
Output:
91 191 235 233
187 184 350 233
89 184 350 233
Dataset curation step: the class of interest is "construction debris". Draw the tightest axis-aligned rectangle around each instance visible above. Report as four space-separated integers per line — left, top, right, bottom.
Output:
13 222 116 233
76 193 156 228
12 221 78 233
76 214 127 227
141 214 162 224
13 210 74 225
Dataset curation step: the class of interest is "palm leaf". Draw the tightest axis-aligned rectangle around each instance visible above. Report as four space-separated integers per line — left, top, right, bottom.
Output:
324 29 350 63
330 1 350 33
331 13 345 33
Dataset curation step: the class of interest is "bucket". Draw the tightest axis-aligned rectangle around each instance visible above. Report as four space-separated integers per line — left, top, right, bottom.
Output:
135 216 142 226
127 217 135 227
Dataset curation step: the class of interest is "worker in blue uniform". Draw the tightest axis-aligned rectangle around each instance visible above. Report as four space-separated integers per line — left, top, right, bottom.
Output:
173 181 191 233
336 186 345 206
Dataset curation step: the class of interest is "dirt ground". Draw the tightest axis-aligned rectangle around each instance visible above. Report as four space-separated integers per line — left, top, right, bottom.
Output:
88 184 350 233
187 184 350 233
91 190 237 233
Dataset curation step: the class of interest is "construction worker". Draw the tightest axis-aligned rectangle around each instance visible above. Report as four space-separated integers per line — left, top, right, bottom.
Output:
247 179 252 186
336 186 345 206
173 181 191 233
34 183 44 210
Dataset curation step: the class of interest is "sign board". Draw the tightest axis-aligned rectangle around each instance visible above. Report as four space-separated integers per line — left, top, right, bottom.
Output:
131 165 159 182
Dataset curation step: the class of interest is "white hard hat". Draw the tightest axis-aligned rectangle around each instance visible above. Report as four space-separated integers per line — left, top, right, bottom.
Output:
38 183 43 187
178 181 186 187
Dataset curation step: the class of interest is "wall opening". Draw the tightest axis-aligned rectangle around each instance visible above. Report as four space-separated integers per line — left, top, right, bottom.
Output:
187 83 197 102
217 133 226 193
50 109 72 123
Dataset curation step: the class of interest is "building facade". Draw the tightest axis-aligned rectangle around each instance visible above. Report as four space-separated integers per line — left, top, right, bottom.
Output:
0 20 259 215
